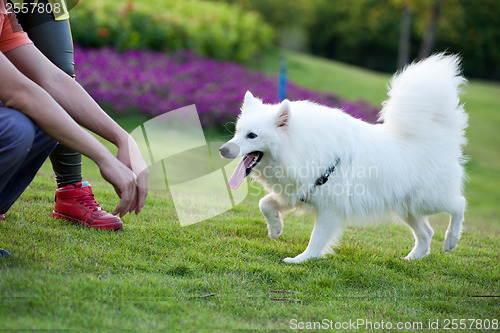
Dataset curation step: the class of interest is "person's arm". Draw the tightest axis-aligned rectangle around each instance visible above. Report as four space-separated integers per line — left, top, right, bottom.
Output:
0 51 143 216
5 44 148 204
5 44 128 150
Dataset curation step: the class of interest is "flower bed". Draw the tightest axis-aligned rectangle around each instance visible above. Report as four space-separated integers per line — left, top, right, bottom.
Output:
75 46 380 127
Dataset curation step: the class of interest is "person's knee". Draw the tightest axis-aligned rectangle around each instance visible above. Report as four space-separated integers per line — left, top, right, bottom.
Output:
0 110 36 157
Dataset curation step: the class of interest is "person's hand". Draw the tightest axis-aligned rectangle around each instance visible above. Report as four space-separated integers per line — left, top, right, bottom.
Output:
97 155 139 217
116 134 149 214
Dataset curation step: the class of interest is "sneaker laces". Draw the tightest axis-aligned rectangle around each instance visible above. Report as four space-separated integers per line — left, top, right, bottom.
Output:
75 193 102 211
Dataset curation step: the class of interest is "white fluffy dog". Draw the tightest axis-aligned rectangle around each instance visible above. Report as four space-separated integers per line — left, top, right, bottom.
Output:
220 54 468 263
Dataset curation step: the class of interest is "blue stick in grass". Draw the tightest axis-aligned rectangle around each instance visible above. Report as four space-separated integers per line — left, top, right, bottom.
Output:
278 57 287 101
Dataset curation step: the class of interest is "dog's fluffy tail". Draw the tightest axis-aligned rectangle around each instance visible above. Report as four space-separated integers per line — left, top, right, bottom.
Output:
379 53 468 146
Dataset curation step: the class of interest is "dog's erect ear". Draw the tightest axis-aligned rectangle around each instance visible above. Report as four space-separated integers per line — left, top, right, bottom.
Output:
276 99 290 128
242 91 261 111
244 91 255 103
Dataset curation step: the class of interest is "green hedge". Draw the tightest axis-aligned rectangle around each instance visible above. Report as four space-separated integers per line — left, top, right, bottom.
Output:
69 0 274 62
306 0 500 79
211 0 500 79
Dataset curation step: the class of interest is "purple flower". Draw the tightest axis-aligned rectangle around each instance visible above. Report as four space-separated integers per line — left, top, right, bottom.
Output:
74 46 380 127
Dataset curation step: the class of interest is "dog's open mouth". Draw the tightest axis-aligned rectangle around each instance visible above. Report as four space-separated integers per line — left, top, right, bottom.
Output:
228 151 263 189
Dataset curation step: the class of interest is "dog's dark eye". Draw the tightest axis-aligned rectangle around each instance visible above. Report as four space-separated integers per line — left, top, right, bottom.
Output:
246 132 258 139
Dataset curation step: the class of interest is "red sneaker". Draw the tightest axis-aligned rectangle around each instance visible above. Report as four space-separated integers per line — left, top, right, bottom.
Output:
53 181 123 230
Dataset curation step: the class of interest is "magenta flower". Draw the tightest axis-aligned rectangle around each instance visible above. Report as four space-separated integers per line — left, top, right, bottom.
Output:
74 46 379 127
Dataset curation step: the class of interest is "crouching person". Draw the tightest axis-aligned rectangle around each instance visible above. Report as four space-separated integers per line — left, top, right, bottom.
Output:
0 1 149 257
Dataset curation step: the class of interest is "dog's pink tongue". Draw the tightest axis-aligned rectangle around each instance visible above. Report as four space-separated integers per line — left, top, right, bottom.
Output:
228 157 247 190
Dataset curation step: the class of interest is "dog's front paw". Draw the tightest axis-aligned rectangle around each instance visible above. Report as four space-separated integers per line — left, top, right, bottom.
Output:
267 221 283 239
404 248 429 260
443 233 459 252
283 253 317 264
283 257 300 264
268 227 282 239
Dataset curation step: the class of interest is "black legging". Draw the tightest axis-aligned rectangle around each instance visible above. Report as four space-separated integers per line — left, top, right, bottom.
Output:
15 1 82 187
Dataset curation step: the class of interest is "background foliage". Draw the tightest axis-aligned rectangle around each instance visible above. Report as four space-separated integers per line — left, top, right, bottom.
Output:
70 0 500 78
69 0 273 62
210 0 500 79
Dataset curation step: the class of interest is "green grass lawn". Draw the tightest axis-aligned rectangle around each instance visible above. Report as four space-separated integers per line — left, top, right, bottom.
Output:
1 50 499 331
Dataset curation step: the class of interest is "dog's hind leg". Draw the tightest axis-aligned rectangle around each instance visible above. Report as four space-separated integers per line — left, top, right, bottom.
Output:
259 194 284 239
443 196 466 252
401 212 434 260
283 209 343 264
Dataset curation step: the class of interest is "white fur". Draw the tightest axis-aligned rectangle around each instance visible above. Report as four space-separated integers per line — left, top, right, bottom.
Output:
226 54 468 263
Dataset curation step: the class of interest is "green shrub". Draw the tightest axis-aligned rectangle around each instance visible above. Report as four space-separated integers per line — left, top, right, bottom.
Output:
211 0 500 79
208 0 314 51
69 0 274 62
307 0 402 73
306 0 500 79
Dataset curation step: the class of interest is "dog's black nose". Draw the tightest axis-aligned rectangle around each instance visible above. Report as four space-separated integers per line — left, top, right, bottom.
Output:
219 145 230 157
219 142 240 159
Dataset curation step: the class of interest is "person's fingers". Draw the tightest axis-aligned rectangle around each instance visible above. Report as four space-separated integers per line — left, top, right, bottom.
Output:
135 169 149 214
112 179 137 217
124 184 138 217
115 191 135 217
135 185 148 215
98 155 141 217
112 193 129 216
111 184 122 216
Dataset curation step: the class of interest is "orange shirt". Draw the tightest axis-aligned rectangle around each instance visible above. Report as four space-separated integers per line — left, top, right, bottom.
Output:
0 0 33 53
